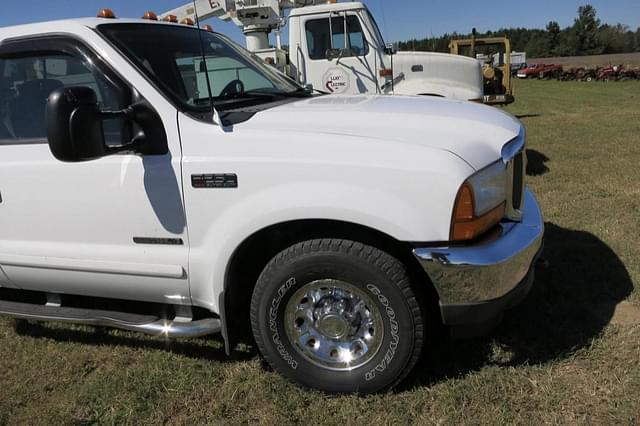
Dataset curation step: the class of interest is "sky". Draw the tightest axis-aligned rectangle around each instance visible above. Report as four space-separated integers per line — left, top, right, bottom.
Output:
0 0 638 46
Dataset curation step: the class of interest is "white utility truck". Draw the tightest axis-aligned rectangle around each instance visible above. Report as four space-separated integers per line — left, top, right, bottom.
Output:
0 16 543 394
162 0 485 102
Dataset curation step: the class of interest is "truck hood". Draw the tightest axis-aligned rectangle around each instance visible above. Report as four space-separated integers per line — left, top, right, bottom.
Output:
240 95 522 171
391 52 483 101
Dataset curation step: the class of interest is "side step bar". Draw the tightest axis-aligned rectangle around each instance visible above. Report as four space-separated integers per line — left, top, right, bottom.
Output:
0 299 220 338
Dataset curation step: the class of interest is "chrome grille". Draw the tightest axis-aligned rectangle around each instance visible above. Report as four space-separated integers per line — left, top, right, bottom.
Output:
502 128 526 221
512 152 524 210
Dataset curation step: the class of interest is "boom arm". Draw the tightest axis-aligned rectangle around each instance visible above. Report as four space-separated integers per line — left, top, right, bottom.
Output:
161 0 319 51
162 0 232 23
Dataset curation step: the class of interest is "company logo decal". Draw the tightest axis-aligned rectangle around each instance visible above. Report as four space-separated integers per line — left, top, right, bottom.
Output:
323 68 351 94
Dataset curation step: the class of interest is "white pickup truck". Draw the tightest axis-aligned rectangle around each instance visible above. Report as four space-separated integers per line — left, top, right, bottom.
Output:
0 18 544 394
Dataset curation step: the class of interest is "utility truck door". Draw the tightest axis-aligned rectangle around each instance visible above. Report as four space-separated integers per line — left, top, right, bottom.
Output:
302 13 379 95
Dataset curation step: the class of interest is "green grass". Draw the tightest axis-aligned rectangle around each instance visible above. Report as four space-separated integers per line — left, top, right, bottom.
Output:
1 80 639 425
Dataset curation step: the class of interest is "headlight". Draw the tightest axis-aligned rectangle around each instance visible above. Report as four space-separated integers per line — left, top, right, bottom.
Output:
450 161 507 241
467 161 508 216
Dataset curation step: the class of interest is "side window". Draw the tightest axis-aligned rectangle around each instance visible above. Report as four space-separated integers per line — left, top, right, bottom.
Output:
0 51 126 145
305 16 369 60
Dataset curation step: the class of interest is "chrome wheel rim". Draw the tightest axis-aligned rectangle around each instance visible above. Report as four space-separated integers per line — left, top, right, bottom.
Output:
284 279 384 371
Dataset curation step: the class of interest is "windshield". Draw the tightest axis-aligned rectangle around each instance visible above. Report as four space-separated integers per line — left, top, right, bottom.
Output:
98 23 304 114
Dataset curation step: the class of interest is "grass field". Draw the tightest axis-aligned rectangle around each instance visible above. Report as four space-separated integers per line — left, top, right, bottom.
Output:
1 80 639 425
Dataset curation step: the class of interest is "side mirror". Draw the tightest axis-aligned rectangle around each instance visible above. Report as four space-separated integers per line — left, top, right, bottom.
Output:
46 86 168 162
384 42 399 55
326 48 352 61
46 87 107 162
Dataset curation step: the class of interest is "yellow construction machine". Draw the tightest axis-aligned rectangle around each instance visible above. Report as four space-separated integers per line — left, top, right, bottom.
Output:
449 30 515 105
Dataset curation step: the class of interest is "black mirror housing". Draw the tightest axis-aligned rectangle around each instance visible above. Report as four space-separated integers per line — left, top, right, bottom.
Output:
47 87 108 162
384 42 399 55
46 87 168 162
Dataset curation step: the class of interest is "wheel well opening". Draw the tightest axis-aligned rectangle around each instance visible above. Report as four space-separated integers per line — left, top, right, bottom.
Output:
223 219 441 348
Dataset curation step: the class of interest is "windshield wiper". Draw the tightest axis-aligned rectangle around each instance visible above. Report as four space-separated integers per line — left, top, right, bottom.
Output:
242 88 315 98
288 87 327 96
215 90 286 102
216 86 319 102
241 90 287 98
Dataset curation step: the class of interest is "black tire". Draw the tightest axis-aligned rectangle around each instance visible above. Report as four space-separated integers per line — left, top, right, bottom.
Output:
250 239 424 394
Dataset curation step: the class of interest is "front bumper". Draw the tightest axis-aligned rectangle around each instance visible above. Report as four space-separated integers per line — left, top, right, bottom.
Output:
413 188 544 335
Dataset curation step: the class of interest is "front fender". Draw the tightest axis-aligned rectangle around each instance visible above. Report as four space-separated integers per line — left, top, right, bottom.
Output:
177 113 475 313
186 177 464 312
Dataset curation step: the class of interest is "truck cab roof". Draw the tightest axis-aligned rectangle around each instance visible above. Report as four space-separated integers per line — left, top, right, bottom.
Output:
0 18 193 40
288 1 367 17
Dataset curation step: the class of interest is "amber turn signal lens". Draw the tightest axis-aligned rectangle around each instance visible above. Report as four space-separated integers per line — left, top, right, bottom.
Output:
142 11 158 20
163 14 178 23
180 17 195 26
450 182 504 241
451 203 505 241
453 182 474 221
97 8 116 19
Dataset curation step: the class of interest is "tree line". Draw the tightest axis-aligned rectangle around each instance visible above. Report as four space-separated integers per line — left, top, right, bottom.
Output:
398 5 640 58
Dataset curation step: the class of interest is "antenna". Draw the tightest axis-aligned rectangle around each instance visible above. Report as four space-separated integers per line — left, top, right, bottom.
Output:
192 0 220 125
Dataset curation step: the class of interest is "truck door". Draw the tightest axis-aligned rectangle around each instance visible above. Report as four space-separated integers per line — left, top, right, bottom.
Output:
301 13 380 95
0 37 190 304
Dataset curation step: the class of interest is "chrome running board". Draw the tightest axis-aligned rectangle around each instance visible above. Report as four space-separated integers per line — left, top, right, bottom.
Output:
0 299 220 338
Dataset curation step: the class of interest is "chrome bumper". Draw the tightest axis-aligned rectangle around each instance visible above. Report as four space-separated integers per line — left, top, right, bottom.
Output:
413 188 544 316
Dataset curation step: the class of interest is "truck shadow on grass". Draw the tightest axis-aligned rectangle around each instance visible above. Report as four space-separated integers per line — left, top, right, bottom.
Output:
515 114 542 119
405 222 634 390
526 149 550 176
10 322 255 363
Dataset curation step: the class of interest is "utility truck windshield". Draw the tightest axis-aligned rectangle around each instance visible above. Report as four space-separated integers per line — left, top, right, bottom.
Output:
99 23 305 114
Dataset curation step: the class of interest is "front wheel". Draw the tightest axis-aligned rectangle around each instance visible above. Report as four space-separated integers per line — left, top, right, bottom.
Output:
250 239 424 394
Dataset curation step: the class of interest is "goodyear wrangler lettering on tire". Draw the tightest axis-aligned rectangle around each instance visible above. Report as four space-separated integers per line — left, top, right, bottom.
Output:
269 277 298 369
251 239 424 394
364 283 400 381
